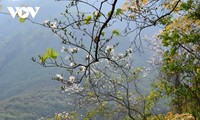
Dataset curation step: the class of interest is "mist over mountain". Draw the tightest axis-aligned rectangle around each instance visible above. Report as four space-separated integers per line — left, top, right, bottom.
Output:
0 1 157 119
0 1 74 119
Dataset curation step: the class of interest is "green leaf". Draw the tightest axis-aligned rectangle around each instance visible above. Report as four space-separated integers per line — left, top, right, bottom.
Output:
116 8 123 15
112 29 120 36
39 55 47 63
54 114 61 120
107 11 111 17
101 32 105 36
88 92 95 97
19 17 26 23
196 68 200 74
84 15 92 24
39 48 58 63
46 48 58 59
180 2 191 11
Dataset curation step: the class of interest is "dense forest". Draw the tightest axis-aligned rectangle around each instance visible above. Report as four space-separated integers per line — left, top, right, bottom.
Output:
0 0 199 120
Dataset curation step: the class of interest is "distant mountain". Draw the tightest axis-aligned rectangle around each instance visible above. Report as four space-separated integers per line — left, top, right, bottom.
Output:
0 90 73 120
0 1 156 119
0 2 73 119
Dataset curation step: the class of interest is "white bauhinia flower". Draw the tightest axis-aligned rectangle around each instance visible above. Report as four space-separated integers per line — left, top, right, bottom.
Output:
69 76 75 83
94 11 100 16
105 45 114 54
68 47 73 53
50 21 57 29
94 11 98 16
44 19 49 24
64 83 84 93
72 48 79 53
56 74 63 80
127 48 132 54
61 46 65 52
69 47 79 54
118 53 124 59
80 66 86 72
86 55 90 60
85 55 93 61
57 113 62 117
70 63 75 67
